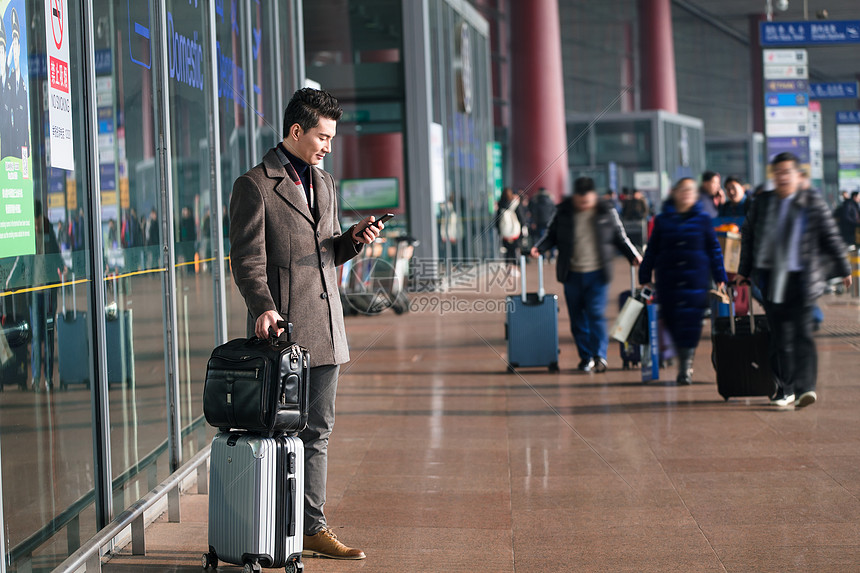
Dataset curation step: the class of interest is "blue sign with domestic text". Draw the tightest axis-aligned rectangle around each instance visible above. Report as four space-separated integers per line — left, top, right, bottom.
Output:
810 82 859 99
761 21 860 46
837 111 860 124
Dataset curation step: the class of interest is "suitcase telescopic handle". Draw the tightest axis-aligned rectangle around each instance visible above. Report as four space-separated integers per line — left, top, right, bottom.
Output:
519 254 545 303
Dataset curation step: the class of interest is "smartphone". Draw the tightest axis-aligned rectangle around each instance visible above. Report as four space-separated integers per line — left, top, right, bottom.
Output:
362 213 394 232
372 213 394 227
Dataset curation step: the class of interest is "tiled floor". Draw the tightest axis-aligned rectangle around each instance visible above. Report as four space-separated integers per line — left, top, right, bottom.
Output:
103 260 860 572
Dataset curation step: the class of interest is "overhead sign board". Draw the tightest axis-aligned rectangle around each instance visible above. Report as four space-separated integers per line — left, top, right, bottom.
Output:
766 122 808 138
809 82 859 99
763 65 808 79
765 93 809 107
765 79 808 93
836 111 860 124
761 20 860 46
763 49 808 65
766 106 809 122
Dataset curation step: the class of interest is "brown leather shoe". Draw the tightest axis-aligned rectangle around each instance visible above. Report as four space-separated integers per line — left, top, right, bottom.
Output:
303 527 366 560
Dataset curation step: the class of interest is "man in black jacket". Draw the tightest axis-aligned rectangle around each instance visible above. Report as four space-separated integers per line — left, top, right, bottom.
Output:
532 177 641 372
737 152 852 408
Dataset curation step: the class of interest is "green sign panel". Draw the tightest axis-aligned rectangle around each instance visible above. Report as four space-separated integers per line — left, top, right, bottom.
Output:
0 0 36 259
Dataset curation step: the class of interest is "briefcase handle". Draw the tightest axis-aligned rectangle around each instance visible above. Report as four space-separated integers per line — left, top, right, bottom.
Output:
263 320 293 344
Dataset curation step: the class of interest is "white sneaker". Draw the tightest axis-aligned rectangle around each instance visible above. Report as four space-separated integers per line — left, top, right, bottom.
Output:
795 391 817 408
770 393 795 407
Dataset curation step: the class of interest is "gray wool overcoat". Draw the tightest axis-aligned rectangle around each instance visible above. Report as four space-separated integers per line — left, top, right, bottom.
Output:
229 147 362 367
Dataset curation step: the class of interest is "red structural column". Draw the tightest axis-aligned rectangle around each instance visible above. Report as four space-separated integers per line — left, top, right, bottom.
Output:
638 0 678 113
510 0 568 201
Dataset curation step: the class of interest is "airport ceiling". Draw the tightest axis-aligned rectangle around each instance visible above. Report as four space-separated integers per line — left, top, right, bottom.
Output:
678 0 860 81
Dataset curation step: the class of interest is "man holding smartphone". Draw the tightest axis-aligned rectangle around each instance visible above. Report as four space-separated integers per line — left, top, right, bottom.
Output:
230 88 381 559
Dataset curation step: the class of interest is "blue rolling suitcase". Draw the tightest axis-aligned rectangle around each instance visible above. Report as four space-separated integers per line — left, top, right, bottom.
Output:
505 255 560 372
105 279 135 388
57 275 91 390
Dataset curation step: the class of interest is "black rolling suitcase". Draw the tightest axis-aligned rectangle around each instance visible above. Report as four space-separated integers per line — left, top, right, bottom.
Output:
711 284 776 401
203 322 310 436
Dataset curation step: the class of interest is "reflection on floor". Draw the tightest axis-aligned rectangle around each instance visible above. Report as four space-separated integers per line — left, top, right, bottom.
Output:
100 259 860 572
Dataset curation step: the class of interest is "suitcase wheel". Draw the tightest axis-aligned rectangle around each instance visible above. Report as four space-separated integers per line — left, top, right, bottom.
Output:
507 365 516 374
202 551 218 569
285 560 303 573
244 561 262 573
548 362 559 373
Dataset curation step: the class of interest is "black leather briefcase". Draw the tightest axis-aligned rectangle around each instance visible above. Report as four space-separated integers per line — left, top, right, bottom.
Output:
203 325 310 436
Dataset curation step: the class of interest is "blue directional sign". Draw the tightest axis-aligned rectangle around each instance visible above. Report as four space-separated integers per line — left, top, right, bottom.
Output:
765 92 809 107
761 21 860 46
837 111 860 124
809 82 859 99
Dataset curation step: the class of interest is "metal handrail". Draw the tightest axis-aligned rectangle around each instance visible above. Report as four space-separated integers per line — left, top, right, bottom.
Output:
51 443 211 573
9 416 208 566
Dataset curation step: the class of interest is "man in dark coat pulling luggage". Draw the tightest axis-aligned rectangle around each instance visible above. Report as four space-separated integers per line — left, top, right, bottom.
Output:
737 152 852 408
230 88 381 559
531 177 642 372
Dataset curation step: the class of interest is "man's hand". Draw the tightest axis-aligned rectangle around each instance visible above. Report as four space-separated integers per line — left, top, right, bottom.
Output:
632 254 643 267
529 246 540 258
255 310 284 339
352 216 383 245
734 275 747 286
845 275 853 289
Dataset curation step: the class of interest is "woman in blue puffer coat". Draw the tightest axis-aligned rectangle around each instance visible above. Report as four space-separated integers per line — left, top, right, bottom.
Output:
639 177 728 384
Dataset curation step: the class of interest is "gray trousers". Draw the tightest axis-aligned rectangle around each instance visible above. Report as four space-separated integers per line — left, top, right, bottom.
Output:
300 364 339 535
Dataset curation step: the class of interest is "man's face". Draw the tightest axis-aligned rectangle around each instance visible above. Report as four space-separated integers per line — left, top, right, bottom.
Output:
705 176 721 195
286 117 336 166
726 182 744 204
772 161 800 196
572 191 597 212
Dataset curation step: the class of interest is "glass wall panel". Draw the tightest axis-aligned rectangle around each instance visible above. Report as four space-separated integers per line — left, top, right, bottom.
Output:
0 0 98 568
162 0 217 460
429 0 494 266
215 0 254 341
89 0 173 509
303 0 408 239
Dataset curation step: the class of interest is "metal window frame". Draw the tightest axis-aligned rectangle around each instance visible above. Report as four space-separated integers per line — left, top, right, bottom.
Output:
151 0 183 474
82 0 114 532
403 0 440 273
208 0 228 345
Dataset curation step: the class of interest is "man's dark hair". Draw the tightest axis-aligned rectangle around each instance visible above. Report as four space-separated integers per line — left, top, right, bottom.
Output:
283 88 343 136
852 191 860 200
724 176 743 189
701 171 719 183
770 152 799 168
573 177 595 195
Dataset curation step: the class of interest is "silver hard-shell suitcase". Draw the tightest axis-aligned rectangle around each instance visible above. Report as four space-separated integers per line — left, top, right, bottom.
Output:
204 432 304 573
